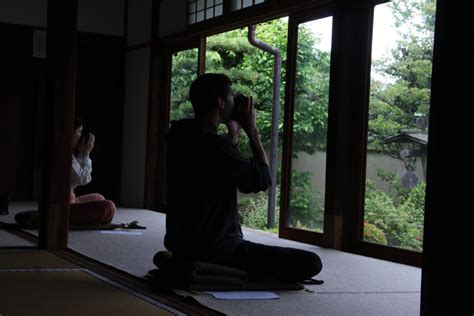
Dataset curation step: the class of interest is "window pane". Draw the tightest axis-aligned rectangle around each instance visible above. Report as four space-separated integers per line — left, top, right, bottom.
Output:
215 4 223 16
188 2 196 14
188 14 196 24
197 0 204 11
363 1 436 252
205 18 288 232
289 17 332 233
196 10 205 22
231 0 265 10
188 0 221 24
243 0 252 8
170 49 199 122
206 8 214 19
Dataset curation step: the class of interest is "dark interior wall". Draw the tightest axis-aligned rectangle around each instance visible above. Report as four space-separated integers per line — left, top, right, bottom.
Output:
0 23 37 200
74 32 125 202
0 22 125 202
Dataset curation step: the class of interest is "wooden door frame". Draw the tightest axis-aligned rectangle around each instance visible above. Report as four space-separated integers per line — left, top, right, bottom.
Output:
144 37 202 211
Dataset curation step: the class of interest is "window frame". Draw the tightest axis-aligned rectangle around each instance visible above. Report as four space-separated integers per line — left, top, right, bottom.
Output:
279 9 334 246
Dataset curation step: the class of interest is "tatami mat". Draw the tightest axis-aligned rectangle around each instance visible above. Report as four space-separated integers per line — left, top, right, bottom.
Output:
0 250 76 269
0 250 184 316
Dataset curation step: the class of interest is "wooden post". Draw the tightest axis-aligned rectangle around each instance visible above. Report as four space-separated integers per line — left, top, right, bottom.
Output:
38 0 78 250
323 0 374 249
144 0 163 211
198 37 206 75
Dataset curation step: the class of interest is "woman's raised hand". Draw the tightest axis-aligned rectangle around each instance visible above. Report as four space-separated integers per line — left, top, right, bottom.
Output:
78 133 95 157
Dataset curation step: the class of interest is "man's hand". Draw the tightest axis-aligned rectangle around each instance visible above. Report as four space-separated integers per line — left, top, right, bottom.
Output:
238 96 258 134
237 96 269 165
227 120 241 144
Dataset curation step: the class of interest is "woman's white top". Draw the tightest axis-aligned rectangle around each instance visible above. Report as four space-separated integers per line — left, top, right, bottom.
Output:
71 154 92 190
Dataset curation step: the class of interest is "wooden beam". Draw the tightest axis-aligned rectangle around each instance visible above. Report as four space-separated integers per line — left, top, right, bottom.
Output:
38 0 78 250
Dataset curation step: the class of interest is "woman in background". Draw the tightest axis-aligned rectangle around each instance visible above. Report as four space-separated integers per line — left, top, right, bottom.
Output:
70 117 116 226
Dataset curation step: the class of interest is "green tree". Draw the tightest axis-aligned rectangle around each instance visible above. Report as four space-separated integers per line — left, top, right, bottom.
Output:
364 0 435 250
205 19 330 155
170 49 198 121
369 0 435 152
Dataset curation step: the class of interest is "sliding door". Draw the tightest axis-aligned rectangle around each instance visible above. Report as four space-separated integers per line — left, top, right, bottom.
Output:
280 12 333 244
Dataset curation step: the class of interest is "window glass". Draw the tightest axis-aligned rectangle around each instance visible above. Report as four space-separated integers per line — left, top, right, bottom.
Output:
205 18 288 232
231 0 266 12
363 0 437 252
288 17 332 233
188 0 223 24
170 48 199 122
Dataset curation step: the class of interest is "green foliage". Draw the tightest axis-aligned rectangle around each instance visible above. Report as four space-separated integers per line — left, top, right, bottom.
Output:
238 188 280 234
362 0 433 252
364 222 388 245
288 170 324 231
364 171 425 251
368 81 410 150
204 19 330 156
238 169 323 233
170 49 199 121
293 25 331 155
369 0 435 154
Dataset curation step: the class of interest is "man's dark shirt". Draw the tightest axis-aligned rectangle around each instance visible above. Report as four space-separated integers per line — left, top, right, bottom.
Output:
164 118 271 262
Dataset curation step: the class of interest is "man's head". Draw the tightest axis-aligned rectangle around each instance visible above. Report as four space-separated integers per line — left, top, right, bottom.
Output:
189 73 234 122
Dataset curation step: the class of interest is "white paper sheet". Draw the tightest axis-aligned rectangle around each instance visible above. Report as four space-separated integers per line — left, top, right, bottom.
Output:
100 231 142 235
206 291 280 300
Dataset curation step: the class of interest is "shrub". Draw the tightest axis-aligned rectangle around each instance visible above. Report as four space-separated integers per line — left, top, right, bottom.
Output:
283 169 324 231
364 221 388 245
238 188 280 233
364 173 425 251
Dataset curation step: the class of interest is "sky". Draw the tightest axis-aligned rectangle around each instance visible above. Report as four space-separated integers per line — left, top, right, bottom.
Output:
306 3 398 60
